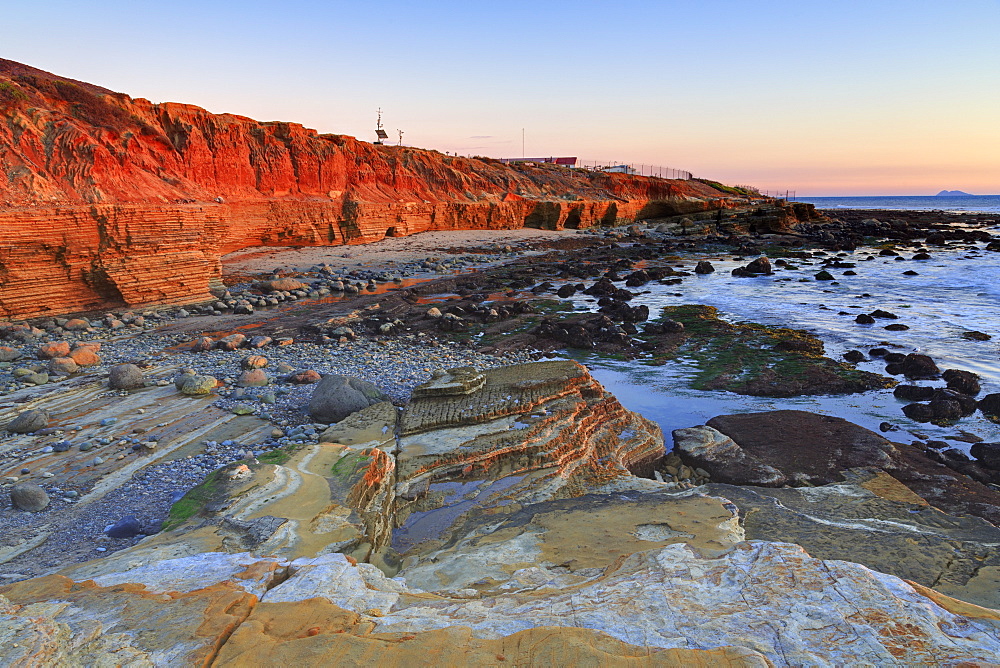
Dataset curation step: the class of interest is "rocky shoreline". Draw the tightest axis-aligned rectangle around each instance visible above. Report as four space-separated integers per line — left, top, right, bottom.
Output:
3 209 1000 664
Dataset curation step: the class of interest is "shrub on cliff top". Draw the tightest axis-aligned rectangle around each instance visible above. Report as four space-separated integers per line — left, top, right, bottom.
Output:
0 80 28 107
52 80 131 129
8 74 132 130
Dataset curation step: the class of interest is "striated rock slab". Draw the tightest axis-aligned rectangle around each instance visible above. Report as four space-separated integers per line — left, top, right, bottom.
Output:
398 360 662 480
104 361 663 572
396 489 744 593
702 469 1000 610
216 599 765 667
0 575 255 665
391 361 665 562
6 360 1000 665
6 541 1000 666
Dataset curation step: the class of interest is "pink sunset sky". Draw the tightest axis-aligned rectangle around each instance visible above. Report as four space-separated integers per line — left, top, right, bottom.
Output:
4 0 998 195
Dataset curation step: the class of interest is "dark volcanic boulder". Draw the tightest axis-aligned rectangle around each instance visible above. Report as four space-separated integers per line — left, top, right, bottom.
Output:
971 443 1000 470
732 256 772 277
893 385 935 401
900 353 939 379
105 516 143 538
979 393 1000 418
672 426 786 487
555 284 577 298
10 482 49 511
694 260 715 274
6 409 49 434
308 375 389 423
704 410 896 486
744 257 772 274
699 409 1000 526
902 400 963 422
942 369 980 396
930 389 978 416
108 363 145 390
901 402 936 422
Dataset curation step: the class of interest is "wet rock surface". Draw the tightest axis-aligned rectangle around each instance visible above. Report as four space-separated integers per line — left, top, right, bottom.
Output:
688 409 1000 525
2 211 1000 663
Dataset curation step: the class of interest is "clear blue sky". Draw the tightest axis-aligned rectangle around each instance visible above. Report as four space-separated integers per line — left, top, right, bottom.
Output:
5 0 999 195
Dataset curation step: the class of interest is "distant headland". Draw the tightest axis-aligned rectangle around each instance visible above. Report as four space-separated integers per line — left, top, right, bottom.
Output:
936 189 974 196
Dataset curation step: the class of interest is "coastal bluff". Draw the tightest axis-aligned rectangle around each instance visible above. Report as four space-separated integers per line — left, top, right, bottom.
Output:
0 58 772 320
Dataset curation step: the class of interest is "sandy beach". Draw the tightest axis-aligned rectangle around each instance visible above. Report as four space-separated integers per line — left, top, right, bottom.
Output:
221 228 583 276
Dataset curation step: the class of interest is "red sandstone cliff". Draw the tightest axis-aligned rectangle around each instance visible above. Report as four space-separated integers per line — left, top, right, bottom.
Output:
0 59 743 318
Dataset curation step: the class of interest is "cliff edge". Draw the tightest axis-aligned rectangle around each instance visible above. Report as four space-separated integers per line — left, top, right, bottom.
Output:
0 59 753 319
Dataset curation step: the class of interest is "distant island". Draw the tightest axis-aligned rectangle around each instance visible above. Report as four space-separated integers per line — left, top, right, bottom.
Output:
936 189 974 196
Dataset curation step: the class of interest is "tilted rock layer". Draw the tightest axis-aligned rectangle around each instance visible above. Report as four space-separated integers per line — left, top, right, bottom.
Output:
0 58 752 319
3 362 1000 665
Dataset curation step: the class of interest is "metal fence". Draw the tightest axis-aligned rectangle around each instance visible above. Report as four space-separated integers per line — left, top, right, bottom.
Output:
759 190 797 200
572 160 692 180
492 156 692 180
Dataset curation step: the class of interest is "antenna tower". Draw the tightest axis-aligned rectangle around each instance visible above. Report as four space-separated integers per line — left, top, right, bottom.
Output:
374 108 388 145
397 129 404 146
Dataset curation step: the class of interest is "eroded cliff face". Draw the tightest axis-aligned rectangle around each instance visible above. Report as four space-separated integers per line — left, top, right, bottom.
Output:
0 59 746 319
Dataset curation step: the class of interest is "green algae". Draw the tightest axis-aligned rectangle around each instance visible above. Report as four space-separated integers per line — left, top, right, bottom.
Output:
649 304 896 397
162 469 222 531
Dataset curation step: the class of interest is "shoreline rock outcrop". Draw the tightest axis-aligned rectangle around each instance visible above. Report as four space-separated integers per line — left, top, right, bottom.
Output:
4 360 1000 664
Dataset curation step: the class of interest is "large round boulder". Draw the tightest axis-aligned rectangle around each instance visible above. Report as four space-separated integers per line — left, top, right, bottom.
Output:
216 334 246 351
236 369 269 387
240 355 269 370
178 375 218 396
0 346 22 362
69 345 101 367
308 375 388 423
48 357 79 375
109 363 145 390
942 369 980 396
256 278 307 292
6 408 50 434
37 341 70 359
900 353 939 379
11 482 49 511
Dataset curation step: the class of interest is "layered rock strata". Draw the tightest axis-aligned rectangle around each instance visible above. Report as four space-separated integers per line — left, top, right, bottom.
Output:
4 361 1000 664
0 59 762 319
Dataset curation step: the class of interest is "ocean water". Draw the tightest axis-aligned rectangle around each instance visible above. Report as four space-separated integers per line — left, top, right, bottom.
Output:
558 232 1000 451
796 195 1000 213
